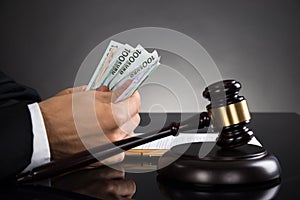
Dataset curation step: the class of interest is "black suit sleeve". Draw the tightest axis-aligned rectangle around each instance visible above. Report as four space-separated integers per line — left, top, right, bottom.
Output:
0 71 41 181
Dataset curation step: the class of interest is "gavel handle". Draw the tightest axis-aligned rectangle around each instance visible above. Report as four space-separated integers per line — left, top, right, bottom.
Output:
16 112 210 183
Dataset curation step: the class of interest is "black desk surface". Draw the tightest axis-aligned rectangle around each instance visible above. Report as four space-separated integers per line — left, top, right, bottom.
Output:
1 113 299 200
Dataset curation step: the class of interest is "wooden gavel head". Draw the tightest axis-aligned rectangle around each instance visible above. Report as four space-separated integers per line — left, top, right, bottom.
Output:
203 80 254 148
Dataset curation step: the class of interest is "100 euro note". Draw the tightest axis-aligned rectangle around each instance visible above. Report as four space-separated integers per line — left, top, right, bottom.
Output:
104 44 149 89
113 63 160 103
96 43 135 88
86 40 160 103
112 52 160 103
86 40 122 90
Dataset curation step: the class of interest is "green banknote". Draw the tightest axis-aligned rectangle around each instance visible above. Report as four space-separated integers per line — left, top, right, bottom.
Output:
86 40 122 90
86 40 160 102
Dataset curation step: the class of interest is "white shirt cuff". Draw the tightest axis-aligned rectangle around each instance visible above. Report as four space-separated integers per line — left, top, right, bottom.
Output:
23 102 51 172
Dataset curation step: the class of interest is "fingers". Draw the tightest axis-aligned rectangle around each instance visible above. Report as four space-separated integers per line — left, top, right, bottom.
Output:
111 80 132 102
95 91 140 130
101 152 125 165
129 91 141 112
91 88 140 147
119 114 140 137
94 81 131 104
110 91 141 126
106 114 140 142
94 89 114 103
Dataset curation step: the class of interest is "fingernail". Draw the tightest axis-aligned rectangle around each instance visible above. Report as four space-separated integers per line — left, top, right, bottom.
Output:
96 86 109 92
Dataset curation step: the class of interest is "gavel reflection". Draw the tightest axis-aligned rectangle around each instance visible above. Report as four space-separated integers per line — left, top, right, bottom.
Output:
17 80 256 183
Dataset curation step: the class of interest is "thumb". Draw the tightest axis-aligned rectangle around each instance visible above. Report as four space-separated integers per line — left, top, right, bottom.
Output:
96 85 109 92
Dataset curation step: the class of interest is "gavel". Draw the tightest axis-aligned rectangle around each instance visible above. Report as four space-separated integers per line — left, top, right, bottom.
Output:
157 80 281 185
151 79 254 149
202 79 254 148
17 80 281 185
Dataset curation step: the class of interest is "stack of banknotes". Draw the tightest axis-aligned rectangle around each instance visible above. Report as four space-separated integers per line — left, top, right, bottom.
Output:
86 40 160 103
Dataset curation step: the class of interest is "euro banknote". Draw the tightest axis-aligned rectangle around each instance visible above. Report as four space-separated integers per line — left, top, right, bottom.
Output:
86 40 160 102
86 40 121 90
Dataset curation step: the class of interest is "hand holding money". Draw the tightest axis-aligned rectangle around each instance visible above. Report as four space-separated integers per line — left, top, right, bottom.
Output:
39 40 156 165
87 40 160 103
39 86 141 164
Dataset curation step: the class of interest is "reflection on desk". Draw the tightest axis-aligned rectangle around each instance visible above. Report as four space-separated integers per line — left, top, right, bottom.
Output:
52 165 136 200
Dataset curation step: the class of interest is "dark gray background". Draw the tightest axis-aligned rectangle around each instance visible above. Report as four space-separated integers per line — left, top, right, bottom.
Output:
0 0 299 113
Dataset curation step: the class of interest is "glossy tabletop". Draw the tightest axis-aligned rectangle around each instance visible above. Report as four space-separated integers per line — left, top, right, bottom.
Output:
0 113 299 200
